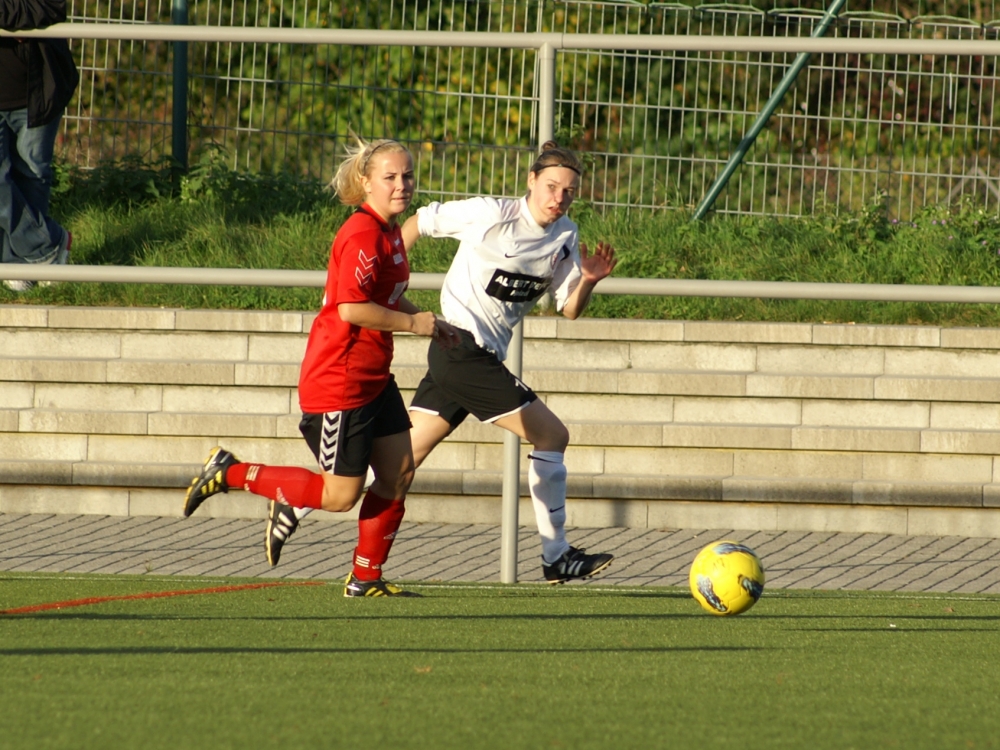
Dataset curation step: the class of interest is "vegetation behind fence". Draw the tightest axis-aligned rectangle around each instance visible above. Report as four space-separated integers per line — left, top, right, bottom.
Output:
61 0 1000 220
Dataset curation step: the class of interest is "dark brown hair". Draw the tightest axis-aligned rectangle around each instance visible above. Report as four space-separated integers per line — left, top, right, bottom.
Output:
529 140 583 176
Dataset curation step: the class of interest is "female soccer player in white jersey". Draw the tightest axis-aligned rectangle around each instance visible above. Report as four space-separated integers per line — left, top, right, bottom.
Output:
269 141 619 584
182 138 459 597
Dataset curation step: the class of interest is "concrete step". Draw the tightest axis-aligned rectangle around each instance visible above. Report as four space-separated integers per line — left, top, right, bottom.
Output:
2 427 997 485
7 483 1000 540
5 407 1000 457
7 305 1000 347
437 469 1000 511
10 349 1000 405
9 334 1000 377
2 460 997 514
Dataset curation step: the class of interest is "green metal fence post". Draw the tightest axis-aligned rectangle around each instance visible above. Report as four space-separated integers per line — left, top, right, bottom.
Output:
171 0 189 170
692 0 847 220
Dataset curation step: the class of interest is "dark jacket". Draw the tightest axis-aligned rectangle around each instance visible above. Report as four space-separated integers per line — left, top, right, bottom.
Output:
0 0 79 126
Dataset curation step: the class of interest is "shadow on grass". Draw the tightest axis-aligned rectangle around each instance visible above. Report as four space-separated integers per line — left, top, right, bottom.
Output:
3 611 710 622
738 614 1000 624
86 212 192 267
0 645 769 656
788 626 1000 632
10 611 1000 624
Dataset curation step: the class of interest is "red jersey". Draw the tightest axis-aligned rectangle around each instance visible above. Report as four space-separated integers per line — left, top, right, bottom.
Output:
298 205 410 413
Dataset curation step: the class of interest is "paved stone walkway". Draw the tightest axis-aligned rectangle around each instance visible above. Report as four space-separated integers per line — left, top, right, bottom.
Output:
3 513 1000 593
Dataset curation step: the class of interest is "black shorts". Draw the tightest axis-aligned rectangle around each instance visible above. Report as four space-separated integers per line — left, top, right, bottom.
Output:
409 329 537 429
299 375 411 477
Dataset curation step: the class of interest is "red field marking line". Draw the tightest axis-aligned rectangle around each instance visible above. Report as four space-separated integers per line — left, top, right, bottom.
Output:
1 581 324 615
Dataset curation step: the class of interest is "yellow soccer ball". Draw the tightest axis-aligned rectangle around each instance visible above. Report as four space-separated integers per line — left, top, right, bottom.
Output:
689 541 765 616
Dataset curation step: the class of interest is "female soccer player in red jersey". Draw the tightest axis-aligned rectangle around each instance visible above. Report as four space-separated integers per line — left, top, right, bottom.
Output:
267 141 619 585
182 138 459 597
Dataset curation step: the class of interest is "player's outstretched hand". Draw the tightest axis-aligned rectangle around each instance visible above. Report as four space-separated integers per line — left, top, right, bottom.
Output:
580 241 618 284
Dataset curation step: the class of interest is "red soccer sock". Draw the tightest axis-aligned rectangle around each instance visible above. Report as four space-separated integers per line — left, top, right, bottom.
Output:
352 490 406 581
225 463 325 509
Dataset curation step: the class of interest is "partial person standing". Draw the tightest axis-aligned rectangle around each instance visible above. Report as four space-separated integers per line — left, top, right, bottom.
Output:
268 141 620 585
183 138 460 597
0 0 78 292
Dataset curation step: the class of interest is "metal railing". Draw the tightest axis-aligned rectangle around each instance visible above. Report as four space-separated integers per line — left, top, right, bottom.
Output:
8 264 1000 304
23 21 1000 51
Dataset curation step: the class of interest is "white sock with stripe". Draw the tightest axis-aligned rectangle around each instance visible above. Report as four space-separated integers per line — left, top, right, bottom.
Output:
529 451 570 564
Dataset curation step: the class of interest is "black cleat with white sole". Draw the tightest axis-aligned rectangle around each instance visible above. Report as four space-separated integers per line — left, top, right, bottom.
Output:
542 546 613 584
266 500 299 566
183 446 239 517
344 574 422 597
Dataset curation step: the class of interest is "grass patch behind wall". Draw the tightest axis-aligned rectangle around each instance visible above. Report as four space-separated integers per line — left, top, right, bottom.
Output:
7 158 1000 326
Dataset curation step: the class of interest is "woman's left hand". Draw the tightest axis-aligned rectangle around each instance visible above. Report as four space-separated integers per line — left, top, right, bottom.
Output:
580 241 618 283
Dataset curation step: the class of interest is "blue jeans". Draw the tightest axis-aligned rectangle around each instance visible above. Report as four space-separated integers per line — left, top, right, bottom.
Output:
0 108 66 264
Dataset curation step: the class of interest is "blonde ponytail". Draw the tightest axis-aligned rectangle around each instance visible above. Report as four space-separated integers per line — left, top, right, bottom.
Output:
330 138 412 206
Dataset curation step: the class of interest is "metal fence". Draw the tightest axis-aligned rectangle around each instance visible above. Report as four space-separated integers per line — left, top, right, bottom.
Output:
59 0 1000 219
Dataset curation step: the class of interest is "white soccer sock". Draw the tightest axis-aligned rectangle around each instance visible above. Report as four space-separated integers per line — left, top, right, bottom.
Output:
529 451 570 564
294 466 374 521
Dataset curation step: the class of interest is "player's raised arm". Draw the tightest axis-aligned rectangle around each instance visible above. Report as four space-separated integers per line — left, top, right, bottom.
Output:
400 140 616 586
561 240 618 320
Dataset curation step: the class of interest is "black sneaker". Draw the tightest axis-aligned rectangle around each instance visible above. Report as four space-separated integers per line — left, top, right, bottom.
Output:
266 500 299 566
542 546 614 584
344 573 422 598
183 446 239 517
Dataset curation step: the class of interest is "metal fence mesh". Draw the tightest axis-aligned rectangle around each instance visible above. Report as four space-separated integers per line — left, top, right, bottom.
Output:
61 0 1000 219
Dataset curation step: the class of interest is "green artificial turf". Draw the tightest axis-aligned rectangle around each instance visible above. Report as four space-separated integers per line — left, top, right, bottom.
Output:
2 573 999 750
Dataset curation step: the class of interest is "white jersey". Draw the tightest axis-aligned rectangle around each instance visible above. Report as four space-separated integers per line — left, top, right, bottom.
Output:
415 196 582 361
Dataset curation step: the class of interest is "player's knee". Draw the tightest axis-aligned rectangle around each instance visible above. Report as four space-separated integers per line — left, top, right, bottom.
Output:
372 466 414 500
556 424 570 452
533 423 569 453
399 465 416 493
320 486 361 513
